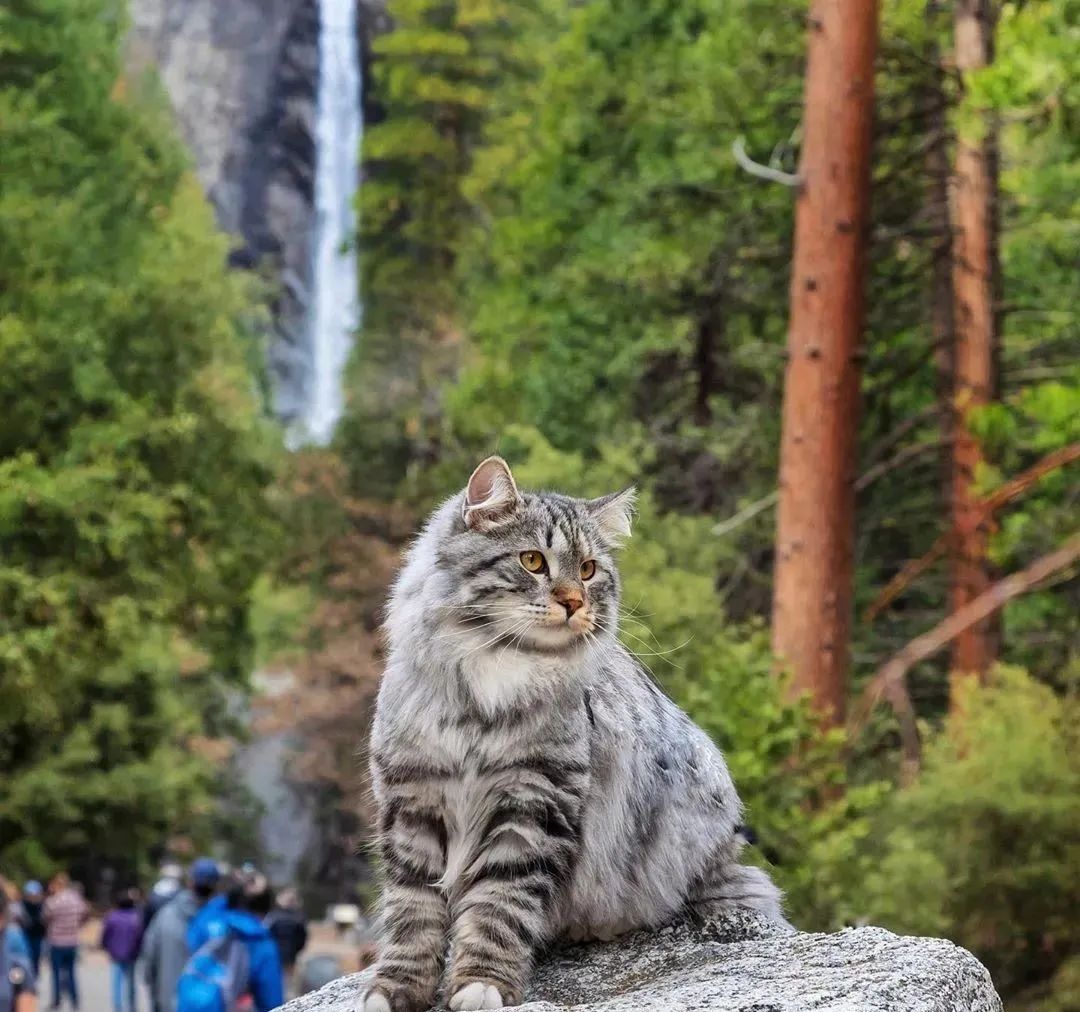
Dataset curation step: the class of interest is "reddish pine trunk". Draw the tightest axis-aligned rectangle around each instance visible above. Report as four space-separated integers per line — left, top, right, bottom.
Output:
772 0 879 724
948 0 997 688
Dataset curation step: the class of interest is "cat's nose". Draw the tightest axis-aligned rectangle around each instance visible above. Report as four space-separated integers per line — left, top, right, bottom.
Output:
552 586 584 618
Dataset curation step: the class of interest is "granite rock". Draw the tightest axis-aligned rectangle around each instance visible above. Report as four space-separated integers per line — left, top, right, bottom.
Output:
279 911 1002 1012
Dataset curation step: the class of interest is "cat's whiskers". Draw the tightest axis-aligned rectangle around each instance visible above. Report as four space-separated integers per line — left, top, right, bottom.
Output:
593 618 690 669
460 618 534 662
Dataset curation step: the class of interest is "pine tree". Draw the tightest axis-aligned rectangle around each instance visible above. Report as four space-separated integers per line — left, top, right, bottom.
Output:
772 0 879 723
947 0 998 689
0 0 280 875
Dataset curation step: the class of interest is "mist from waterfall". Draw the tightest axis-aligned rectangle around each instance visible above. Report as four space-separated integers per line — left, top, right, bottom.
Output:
242 0 362 884
303 0 362 445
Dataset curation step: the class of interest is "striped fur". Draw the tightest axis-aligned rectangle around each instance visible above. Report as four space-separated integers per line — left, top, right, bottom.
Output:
364 458 784 1012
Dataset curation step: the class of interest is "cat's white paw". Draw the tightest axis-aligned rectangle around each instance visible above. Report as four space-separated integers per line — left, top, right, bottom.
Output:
362 990 392 1012
449 981 504 1010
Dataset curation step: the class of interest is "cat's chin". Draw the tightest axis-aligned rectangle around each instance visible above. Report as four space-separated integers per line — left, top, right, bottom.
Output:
519 622 592 654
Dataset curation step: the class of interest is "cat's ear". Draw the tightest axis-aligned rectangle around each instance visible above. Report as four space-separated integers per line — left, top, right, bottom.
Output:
463 456 522 531
585 487 637 546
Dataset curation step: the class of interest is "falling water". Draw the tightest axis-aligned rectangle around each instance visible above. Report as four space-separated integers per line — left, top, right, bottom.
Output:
303 0 362 445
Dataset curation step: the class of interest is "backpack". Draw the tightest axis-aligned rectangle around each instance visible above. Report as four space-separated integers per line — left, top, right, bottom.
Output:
176 927 250 1012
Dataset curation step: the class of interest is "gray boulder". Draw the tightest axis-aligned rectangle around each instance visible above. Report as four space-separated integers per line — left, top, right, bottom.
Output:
278 910 1002 1012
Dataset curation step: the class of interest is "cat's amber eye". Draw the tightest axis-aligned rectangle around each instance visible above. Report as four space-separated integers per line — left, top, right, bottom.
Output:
520 550 546 573
580 560 597 581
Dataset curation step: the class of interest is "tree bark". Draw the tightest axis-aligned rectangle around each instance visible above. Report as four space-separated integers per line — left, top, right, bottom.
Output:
924 2 954 499
772 0 879 724
948 0 997 687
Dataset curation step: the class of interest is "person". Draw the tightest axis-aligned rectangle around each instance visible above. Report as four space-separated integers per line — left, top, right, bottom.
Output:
141 859 219 1012
0 878 29 969
0 891 37 1012
15 886 45 981
142 866 182 931
182 874 282 1012
263 890 307 994
101 890 143 1012
42 873 87 1011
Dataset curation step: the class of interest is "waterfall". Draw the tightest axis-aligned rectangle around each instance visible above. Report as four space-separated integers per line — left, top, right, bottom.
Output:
303 0 362 445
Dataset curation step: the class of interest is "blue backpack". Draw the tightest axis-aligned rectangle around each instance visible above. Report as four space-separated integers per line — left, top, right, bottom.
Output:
176 927 251 1012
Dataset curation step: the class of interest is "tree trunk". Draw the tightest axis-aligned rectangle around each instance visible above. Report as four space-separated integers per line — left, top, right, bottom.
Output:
772 0 879 724
924 3 954 500
948 0 997 687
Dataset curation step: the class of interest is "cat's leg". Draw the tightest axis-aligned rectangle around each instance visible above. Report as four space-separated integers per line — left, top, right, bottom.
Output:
445 794 580 1010
688 835 788 925
364 806 451 1012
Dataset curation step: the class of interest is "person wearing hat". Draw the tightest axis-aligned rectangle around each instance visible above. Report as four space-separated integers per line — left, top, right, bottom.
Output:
0 890 36 1012
15 885 45 981
141 860 219 1012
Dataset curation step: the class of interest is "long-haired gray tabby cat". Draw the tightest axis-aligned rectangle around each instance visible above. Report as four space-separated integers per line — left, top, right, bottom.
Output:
365 457 784 1012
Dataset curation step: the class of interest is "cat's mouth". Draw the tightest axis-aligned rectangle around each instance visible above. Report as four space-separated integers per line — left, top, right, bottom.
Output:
527 603 596 647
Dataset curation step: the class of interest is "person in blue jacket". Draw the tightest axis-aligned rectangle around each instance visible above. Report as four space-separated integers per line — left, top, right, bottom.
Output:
185 874 282 1012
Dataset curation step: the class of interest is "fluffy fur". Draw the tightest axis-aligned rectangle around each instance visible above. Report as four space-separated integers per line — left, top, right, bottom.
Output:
364 458 783 1012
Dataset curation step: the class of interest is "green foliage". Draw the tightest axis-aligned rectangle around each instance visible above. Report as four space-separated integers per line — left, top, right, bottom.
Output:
971 0 1080 686
341 0 549 496
0 0 281 876
854 668 1080 1001
339 0 1080 1005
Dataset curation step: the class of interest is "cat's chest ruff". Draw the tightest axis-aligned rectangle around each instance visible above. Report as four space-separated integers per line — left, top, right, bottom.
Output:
460 647 540 715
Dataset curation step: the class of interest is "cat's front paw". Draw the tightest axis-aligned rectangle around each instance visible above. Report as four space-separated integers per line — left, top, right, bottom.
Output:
448 981 505 1010
363 982 432 1012
362 990 393 1012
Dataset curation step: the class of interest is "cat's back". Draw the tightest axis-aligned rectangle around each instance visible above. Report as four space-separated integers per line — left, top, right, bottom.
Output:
584 645 732 793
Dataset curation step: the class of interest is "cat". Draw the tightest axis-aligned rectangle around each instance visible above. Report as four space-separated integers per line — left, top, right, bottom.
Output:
364 457 784 1012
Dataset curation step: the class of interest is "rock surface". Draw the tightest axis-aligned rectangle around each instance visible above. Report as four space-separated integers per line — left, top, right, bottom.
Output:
281 911 1002 1012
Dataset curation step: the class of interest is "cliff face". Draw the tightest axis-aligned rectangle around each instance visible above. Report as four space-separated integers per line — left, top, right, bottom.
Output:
128 0 387 423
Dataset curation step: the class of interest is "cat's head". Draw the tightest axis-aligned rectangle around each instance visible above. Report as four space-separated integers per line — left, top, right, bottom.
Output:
439 456 635 655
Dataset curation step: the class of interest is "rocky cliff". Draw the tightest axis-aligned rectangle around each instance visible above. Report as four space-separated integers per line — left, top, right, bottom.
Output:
283 911 1003 1012
127 0 387 423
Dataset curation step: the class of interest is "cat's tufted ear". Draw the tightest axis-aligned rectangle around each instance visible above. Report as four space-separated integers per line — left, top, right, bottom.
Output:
585 487 637 547
463 456 522 531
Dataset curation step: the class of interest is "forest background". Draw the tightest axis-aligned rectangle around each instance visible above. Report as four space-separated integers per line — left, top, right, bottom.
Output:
1 1 1077 1010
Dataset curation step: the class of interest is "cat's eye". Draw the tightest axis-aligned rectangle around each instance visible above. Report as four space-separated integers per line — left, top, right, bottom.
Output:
580 560 597 581
520 550 546 573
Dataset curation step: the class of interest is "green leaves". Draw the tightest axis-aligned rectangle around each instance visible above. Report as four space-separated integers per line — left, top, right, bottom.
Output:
0 0 281 877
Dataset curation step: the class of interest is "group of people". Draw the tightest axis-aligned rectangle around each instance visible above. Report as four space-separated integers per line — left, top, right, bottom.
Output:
1 874 89 1012
1 862 310 1012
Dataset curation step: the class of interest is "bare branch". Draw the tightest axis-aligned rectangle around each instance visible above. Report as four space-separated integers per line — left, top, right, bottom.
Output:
850 532 1080 773
864 442 1080 621
855 439 943 493
713 490 779 538
731 136 801 188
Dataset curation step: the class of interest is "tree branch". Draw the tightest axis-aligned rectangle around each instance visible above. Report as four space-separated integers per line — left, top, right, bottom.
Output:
713 490 779 538
850 532 1080 775
864 442 1080 621
855 439 943 493
731 136 801 187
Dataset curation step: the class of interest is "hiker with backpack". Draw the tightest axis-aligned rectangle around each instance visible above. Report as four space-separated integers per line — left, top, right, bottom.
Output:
179 873 282 1012
142 859 220 1012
